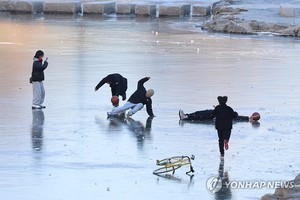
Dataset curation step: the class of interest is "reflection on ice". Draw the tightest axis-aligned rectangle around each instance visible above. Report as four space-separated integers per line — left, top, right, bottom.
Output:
31 110 44 151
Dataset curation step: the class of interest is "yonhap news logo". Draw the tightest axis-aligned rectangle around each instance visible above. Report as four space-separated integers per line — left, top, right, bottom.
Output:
206 176 295 194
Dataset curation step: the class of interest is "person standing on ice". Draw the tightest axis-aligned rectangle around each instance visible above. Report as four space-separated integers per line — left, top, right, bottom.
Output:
108 77 155 118
212 96 237 159
30 50 48 109
95 73 128 101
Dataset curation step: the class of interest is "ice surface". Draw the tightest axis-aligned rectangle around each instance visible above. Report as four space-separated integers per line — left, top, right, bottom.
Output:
0 14 300 200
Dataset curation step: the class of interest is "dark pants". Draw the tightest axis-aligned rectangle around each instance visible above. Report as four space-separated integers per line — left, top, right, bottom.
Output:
217 129 231 155
186 110 214 120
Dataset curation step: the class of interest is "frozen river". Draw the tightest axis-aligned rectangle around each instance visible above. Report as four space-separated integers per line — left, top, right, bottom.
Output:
0 13 300 200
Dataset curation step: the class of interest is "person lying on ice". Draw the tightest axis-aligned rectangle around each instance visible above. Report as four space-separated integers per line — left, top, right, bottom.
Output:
95 73 128 101
108 77 155 118
179 108 259 123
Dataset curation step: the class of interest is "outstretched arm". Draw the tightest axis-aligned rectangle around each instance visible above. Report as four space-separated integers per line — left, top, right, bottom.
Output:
146 98 155 117
95 76 109 91
137 77 150 89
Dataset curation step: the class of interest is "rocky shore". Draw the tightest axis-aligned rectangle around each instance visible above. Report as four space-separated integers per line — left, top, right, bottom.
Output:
202 0 300 37
261 174 300 200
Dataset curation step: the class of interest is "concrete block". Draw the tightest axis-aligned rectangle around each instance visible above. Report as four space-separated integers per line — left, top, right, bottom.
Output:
0 1 10 11
280 4 296 17
192 4 211 16
43 1 81 14
135 4 156 16
9 1 43 13
159 3 191 17
82 1 116 14
116 3 135 14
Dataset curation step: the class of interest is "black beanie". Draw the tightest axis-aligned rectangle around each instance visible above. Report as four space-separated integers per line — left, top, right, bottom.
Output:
218 96 228 105
34 50 44 58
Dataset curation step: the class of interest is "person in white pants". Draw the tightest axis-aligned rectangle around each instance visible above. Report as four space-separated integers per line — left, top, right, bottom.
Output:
109 77 155 117
30 50 48 109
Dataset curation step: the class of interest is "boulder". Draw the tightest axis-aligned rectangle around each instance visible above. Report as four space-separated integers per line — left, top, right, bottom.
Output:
135 4 156 16
9 1 43 13
116 3 135 14
0 1 10 11
261 174 300 200
224 21 253 34
192 4 211 16
159 3 191 17
276 26 300 36
82 2 116 14
43 1 81 14
280 4 296 17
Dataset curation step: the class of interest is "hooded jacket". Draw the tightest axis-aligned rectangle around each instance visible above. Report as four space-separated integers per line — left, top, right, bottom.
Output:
128 77 154 116
213 103 237 130
30 58 48 82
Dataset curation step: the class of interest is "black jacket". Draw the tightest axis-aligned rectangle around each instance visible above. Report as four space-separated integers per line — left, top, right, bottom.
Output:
128 77 154 116
30 58 48 82
213 104 237 130
95 73 127 95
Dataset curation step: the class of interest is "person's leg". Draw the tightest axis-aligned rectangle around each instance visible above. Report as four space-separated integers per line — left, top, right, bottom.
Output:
40 82 45 105
223 130 231 150
110 102 135 115
217 130 225 156
128 103 143 116
187 110 214 120
186 111 205 120
32 82 42 107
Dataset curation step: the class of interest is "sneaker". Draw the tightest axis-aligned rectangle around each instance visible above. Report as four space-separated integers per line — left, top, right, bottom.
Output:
32 105 42 109
224 140 229 150
179 110 187 120
126 112 132 118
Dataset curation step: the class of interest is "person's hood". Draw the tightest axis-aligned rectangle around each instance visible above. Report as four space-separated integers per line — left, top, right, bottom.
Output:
217 96 228 105
33 58 39 61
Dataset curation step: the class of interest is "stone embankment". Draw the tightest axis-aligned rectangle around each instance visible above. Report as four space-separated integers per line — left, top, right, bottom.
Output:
0 0 213 17
202 0 300 37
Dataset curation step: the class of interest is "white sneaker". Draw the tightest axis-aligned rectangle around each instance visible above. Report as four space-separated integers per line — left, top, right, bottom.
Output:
126 111 133 118
179 110 187 120
32 105 42 109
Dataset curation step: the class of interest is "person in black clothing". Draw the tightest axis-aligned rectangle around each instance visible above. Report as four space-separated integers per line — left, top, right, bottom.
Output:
108 77 155 117
30 50 48 109
179 109 255 122
212 96 237 159
95 73 128 101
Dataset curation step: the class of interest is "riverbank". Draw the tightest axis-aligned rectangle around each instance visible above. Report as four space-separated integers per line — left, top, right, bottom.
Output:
202 0 300 37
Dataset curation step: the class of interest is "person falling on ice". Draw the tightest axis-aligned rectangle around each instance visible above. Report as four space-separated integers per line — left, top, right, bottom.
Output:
179 109 259 123
108 77 155 118
212 96 237 160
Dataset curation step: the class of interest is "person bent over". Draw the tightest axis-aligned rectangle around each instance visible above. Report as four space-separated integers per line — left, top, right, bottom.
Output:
95 73 128 101
108 77 155 117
